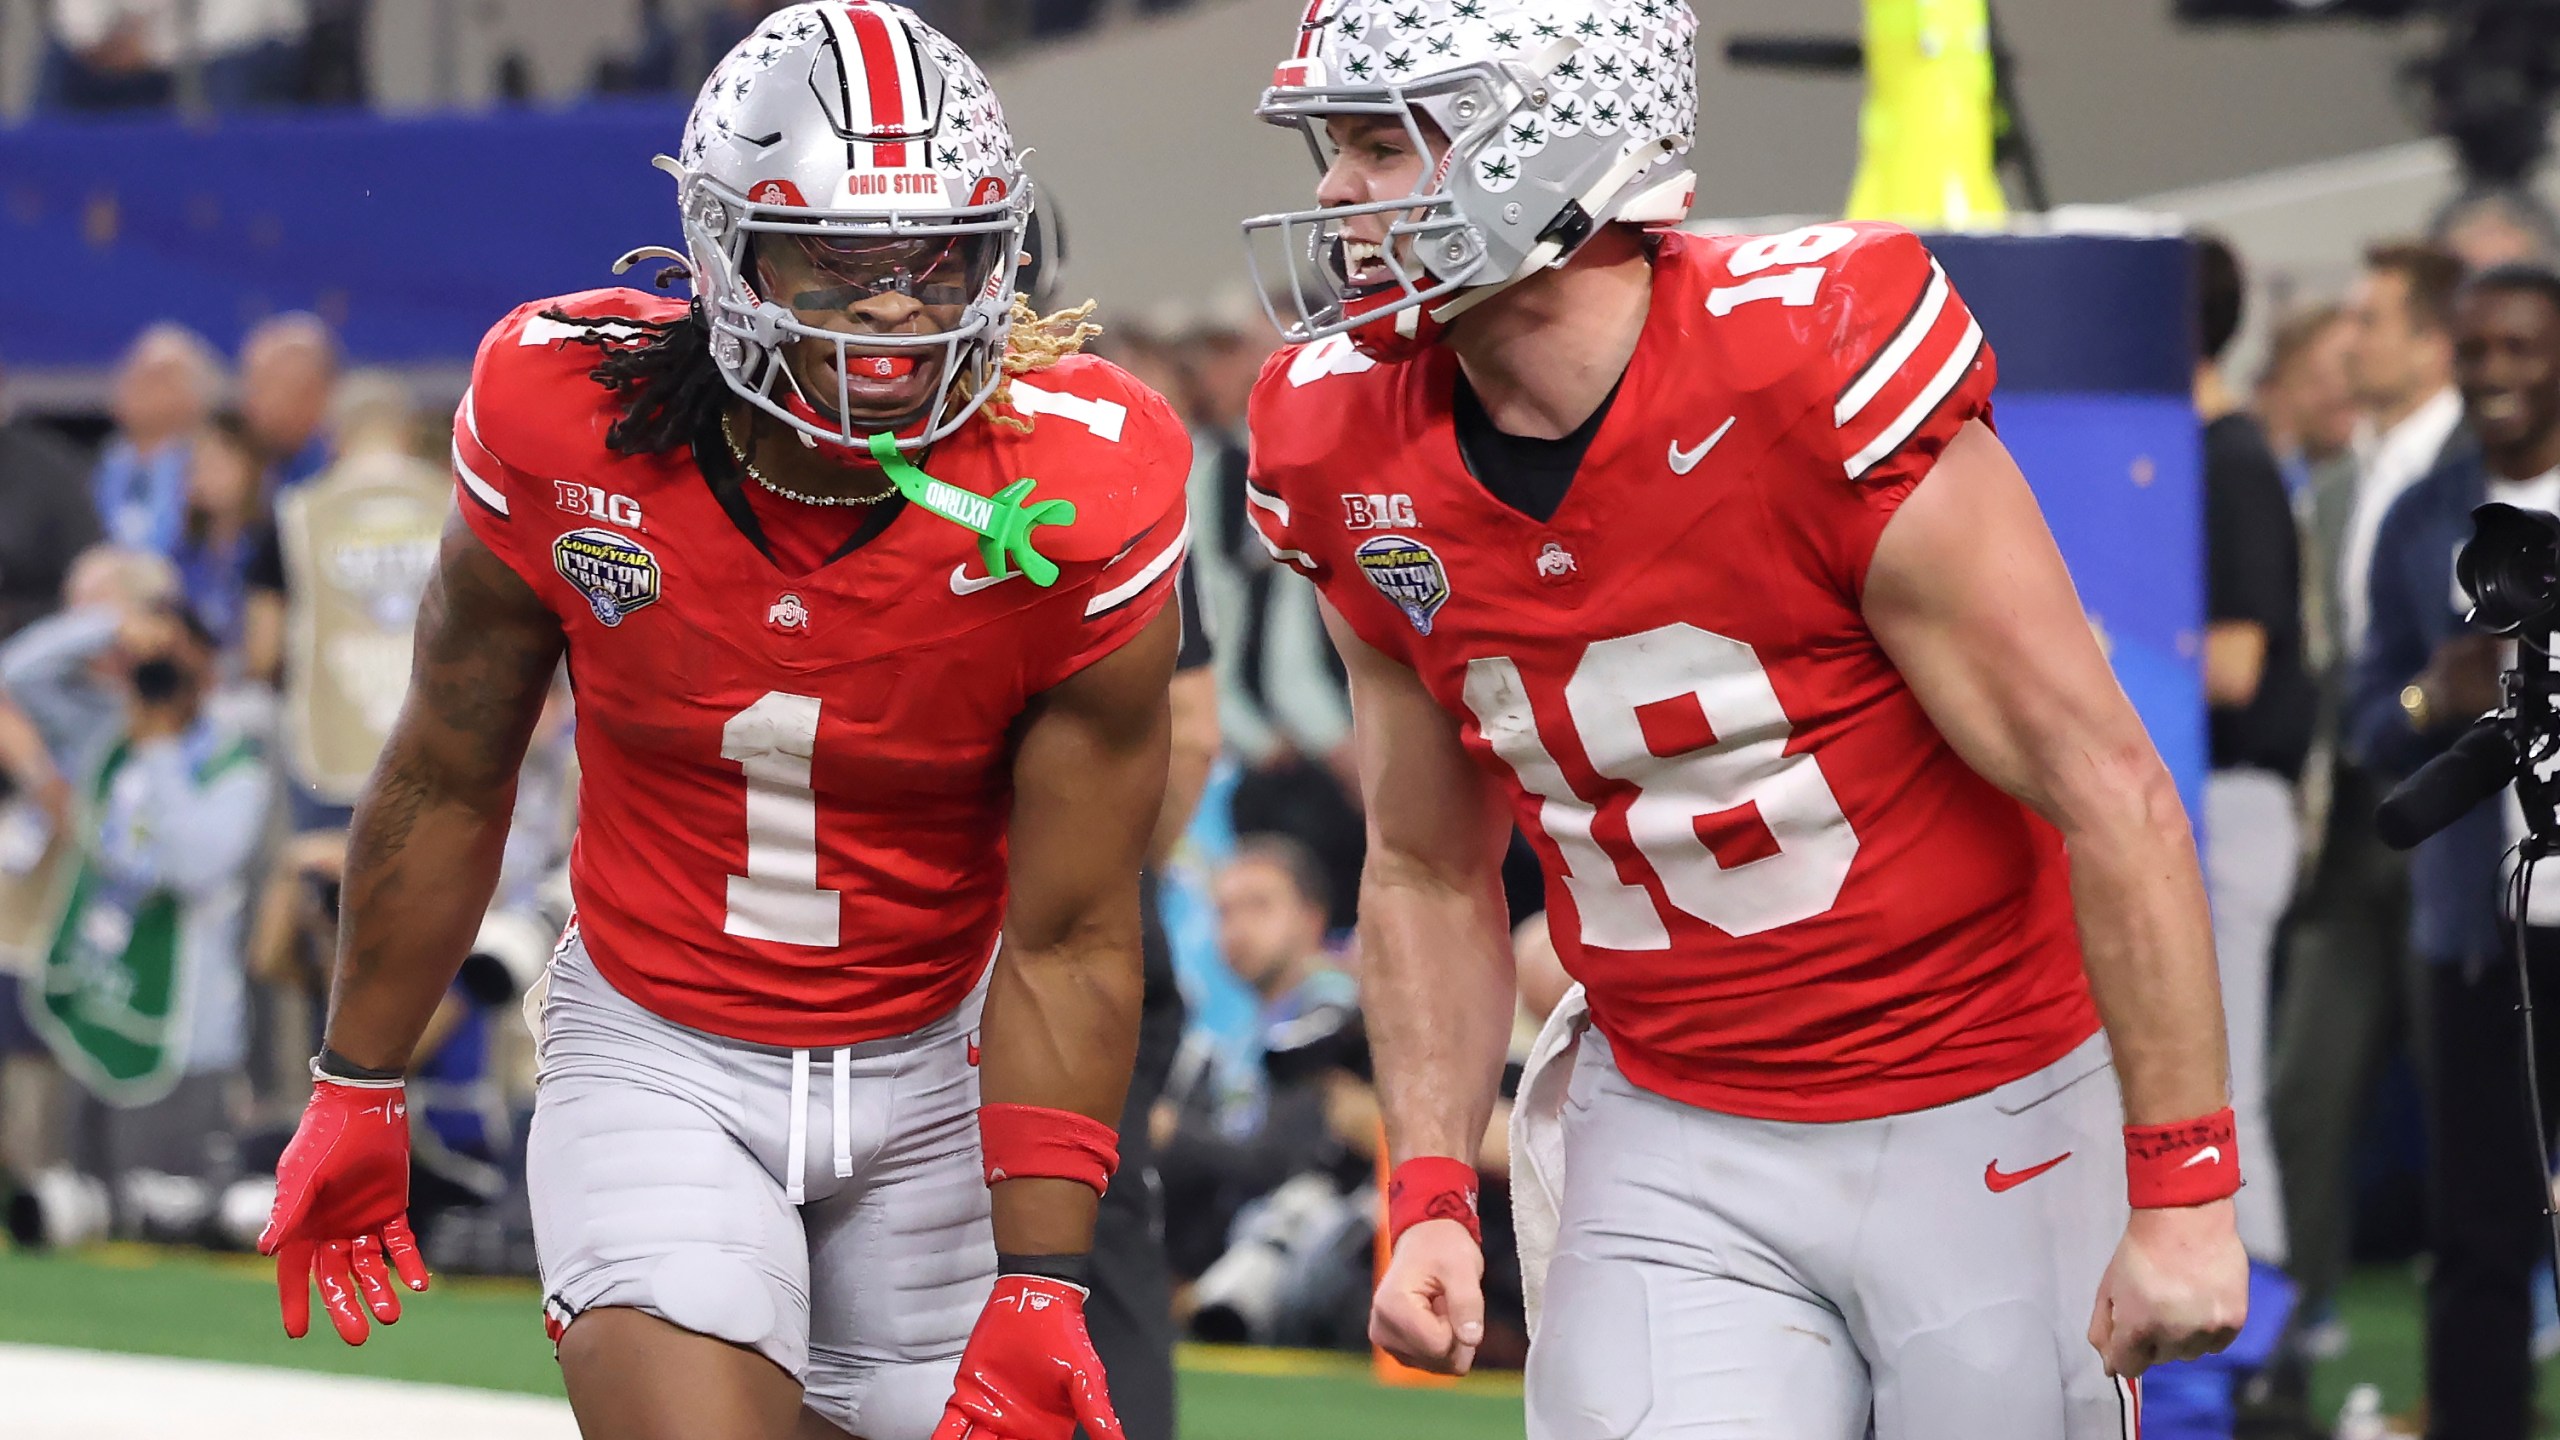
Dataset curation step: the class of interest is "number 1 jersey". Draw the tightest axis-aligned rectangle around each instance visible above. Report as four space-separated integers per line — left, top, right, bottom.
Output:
1245 226 2098 1123
454 290 1190 1047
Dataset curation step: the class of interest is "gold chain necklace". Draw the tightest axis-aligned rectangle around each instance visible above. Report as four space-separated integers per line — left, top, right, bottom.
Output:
720 412 898 507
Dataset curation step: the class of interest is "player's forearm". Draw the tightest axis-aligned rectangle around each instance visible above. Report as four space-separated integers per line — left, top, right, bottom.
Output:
979 923 1144 1255
1146 669 1221 867
2057 748 2229 1126
324 754 519 1073
1358 850 1515 1165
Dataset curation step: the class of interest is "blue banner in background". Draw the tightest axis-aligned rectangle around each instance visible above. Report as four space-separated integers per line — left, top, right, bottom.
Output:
0 104 690 368
1999 394 2209 816
1926 233 2207 820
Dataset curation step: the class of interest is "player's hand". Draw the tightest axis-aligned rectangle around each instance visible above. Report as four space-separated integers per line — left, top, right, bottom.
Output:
2086 1199 2247 1377
256 1078 429 1345
932 1275 1120 1440
1370 1217 1486 1375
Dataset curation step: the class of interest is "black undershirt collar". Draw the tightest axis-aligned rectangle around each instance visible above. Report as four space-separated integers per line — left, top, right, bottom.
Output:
1450 368 1624 526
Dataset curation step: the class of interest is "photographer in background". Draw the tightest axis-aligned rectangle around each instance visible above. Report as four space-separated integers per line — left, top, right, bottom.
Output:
2352 263 2560 1440
1156 837 1372 1342
24 598 271 1241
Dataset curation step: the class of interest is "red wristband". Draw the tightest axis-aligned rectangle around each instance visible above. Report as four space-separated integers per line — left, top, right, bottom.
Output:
1386 1156 1482 1248
2125 1107 2241 1209
977 1104 1120 1195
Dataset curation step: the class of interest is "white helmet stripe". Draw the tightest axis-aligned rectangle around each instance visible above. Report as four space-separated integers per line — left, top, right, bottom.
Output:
877 10 930 136
816 7 874 139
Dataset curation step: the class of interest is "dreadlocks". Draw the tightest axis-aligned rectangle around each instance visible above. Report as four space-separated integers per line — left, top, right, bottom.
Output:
541 302 729 457
545 293 1102 457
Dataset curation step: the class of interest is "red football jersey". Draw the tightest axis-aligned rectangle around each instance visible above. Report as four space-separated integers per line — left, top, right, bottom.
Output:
1246 226 2099 1123
454 289 1189 1047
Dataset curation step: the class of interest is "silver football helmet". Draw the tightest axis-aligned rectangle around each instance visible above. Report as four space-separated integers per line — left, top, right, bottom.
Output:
1242 0 1699 357
670 2 1030 451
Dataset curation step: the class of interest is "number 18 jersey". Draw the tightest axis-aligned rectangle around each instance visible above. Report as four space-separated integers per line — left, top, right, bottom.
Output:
1245 226 2099 1123
453 290 1190 1047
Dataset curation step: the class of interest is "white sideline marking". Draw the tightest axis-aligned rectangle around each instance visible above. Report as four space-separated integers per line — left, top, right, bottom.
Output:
0 1343 578 1440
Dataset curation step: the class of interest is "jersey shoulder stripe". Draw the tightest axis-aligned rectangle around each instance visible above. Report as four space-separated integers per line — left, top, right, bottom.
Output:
1820 239 1991 482
1085 515 1190 620
451 389 510 517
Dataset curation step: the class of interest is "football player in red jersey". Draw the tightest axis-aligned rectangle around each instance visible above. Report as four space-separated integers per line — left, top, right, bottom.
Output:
1238 2 2244 1435
253 7 1191 1440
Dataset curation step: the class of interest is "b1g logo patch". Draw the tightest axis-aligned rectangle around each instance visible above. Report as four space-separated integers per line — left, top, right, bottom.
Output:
1355 534 1450 635
552 528 661 628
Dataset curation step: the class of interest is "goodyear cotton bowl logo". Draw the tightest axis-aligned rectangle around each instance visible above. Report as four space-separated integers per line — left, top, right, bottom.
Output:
1355 534 1451 635
552 528 661 628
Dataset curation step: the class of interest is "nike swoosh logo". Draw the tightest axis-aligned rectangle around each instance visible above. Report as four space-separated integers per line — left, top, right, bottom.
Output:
2180 1145 2223 1170
1668 415 1737 475
949 565 1015 596
1984 1152 2073 1193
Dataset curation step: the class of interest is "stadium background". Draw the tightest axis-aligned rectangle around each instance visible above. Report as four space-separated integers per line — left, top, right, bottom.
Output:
0 0 2548 1437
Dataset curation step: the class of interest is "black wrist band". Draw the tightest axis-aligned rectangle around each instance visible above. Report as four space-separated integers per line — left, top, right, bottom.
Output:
996 1252 1092 1287
314 1046 405 1083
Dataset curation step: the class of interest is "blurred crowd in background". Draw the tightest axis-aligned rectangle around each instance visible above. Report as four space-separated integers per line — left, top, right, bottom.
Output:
17 0 1219 113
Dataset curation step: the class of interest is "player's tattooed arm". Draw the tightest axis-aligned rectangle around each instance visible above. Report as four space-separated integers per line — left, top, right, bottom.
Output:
987 602 1181 1255
1863 420 2228 1126
1319 598 1516 1171
325 514 565 1071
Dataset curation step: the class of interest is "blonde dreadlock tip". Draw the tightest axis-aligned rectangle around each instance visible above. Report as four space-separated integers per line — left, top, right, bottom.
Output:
991 295 1103 429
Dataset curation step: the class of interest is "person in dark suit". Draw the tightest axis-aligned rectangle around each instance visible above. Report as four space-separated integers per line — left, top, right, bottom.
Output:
0 367 102 642
2353 262 2560 1440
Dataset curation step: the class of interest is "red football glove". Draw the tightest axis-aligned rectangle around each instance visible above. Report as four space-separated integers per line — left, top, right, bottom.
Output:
256 1078 430 1345
932 1275 1122 1440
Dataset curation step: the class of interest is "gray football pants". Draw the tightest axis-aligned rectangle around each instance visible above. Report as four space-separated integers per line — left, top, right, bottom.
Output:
527 931 993 1440
1526 1031 2137 1440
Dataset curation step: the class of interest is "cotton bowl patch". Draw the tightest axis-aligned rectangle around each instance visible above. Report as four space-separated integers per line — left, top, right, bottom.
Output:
1355 534 1450 635
552 528 661 627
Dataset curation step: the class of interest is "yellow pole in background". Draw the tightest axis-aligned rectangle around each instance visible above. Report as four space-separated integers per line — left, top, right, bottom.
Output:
1845 0 2008 228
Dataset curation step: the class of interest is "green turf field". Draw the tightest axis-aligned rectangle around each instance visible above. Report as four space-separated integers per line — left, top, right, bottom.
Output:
2 1245 2556 1437
0 1245 1526 1440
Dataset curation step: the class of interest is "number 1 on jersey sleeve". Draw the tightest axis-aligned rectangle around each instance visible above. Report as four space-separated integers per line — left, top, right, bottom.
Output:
721 691 841 947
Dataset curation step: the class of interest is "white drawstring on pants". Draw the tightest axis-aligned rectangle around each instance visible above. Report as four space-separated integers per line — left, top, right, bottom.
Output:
831 1047 853 1179
784 1047 857 1206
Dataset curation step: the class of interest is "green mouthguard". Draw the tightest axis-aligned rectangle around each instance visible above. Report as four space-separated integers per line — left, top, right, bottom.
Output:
867 432 1078 588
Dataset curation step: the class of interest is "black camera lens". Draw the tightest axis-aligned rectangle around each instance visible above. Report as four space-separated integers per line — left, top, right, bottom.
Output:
2458 502 2560 634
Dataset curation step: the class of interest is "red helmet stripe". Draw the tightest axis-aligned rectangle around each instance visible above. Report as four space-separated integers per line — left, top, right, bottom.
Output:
1295 0 1330 58
843 2 917 167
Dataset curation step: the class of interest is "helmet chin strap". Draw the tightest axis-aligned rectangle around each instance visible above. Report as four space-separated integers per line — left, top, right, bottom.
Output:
1422 138 1686 328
